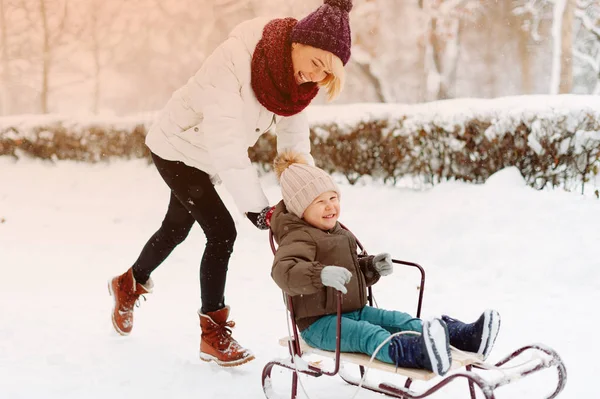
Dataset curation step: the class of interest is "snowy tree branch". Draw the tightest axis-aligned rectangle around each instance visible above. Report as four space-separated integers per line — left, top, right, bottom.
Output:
513 0 554 42
421 0 481 19
573 49 600 72
575 8 600 40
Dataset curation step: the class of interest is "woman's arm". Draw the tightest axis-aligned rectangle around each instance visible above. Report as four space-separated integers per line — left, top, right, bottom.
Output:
189 36 269 213
275 113 315 166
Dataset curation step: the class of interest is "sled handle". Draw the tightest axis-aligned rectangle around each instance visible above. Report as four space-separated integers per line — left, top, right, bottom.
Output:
391 259 425 319
284 290 343 377
339 222 426 319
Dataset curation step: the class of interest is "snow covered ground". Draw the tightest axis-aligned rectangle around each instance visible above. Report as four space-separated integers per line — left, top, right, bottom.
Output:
0 157 598 399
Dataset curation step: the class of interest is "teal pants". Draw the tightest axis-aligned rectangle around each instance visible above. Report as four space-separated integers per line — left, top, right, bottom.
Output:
300 306 422 364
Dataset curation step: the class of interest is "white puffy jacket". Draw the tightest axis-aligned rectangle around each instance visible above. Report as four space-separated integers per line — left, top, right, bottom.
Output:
146 17 314 213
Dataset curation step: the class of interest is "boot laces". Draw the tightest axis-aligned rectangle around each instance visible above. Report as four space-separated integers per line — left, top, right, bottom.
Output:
390 338 405 368
214 320 238 347
219 321 235 337
390 335 424 369
135 295 147 308
122 290 145 311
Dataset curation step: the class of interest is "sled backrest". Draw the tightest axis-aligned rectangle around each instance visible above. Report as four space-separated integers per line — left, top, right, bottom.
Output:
269 223 425 324
268 222 426 376
268 222 426 318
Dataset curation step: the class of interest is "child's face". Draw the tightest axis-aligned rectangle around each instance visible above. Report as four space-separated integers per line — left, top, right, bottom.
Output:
302 191 340 231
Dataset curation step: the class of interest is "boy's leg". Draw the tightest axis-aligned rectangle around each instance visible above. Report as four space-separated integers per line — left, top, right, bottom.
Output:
300 311 452 374
300 312 395 363
358 308 453 375
358 306 423 334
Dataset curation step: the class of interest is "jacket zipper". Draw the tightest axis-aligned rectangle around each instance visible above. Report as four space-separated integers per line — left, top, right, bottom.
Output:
348 238 366 305
263 115 276 134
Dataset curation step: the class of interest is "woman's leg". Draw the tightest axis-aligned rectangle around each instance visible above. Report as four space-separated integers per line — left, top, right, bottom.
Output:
145 154 251 365
300 312 396 363
110 155 196 335
125 153 251 365
146 153 236 312
131 190 195 284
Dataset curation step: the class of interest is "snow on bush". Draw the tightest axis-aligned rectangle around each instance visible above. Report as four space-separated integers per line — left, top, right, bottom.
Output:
1 95 599 194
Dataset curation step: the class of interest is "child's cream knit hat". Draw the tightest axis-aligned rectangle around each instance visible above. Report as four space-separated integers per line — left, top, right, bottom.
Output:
274 150 340 219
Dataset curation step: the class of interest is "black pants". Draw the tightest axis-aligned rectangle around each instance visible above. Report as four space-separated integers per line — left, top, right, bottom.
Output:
132 153 237 313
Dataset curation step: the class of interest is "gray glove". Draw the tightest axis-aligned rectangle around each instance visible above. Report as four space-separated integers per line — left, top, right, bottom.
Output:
373 253 393 276
321 266 352 294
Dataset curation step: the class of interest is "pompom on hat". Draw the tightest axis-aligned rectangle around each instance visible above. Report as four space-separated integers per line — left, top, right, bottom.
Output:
274 150 340 219
290 0 353 65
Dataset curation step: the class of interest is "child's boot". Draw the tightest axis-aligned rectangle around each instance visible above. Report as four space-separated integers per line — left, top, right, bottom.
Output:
442 309 501 359
199 306 255 367
389 318 452 376
108 268 153 335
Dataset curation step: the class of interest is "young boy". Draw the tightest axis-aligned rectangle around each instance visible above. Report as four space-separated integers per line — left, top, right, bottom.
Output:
269 150 501 376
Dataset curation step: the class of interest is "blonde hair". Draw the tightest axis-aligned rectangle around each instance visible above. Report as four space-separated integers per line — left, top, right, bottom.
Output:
318 52 345 102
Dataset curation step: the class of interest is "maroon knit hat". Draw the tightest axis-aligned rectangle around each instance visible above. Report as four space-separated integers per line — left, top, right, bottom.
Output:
290 0 353 65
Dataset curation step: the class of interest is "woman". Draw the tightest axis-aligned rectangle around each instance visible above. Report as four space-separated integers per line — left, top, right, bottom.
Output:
108 0 353 367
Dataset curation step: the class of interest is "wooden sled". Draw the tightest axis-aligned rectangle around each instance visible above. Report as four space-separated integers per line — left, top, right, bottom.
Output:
262 227 567 399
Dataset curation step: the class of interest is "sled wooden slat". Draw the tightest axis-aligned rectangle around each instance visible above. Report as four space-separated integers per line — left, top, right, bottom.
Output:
279 336 483 381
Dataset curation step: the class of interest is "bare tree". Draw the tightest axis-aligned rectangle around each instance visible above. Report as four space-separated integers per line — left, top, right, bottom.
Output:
106 0 223 113
0 0 11 114
205 0 257 54
513 0 575 94
37 0 73 113
550 0 574 94
351 0 386 102
512 6 535 93
0 0 35 114
349 0 433 103
573 0 600 93
419 0 484 100
3 0 596 115
80 0 146 113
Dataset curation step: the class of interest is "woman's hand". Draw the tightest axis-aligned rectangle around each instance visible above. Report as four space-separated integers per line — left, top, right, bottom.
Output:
246 206 275 230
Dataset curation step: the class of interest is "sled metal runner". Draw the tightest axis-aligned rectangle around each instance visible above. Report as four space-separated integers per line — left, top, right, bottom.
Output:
262 229 567 399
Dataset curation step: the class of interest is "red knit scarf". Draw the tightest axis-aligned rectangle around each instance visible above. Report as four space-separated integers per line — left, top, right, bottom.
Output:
251 18 319 117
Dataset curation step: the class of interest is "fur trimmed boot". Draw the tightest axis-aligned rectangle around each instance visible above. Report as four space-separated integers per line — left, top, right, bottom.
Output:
389 318 452 376
199 306 254 367
108 268 153 335
442 309 501 360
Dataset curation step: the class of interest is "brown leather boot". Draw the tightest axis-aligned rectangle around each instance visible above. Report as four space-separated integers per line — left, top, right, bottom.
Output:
108 268 153 335
199 306 254 367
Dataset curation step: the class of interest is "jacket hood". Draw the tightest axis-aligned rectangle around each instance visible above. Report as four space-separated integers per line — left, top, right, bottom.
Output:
229 17 275 56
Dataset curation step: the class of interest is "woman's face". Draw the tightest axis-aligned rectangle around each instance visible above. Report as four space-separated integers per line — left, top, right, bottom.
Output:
291 43 331 85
